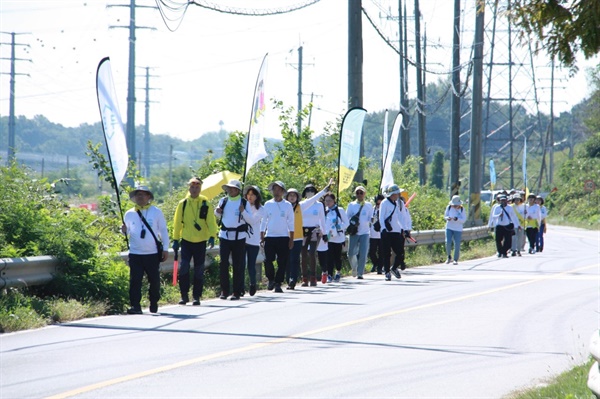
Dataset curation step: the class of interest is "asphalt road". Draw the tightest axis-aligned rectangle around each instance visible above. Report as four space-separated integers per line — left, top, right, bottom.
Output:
1 225 598 399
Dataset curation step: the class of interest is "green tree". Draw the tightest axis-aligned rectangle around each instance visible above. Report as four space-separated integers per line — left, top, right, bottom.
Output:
510 0 600 70
429 150 445 189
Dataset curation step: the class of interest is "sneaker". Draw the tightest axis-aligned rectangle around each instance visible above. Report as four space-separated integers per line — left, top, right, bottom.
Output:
370 266 376 273
149 303 158 314
309 277 317 286
230 294 240 301
126 307 143 315
301 280 309 287
219 293 228 300
327 275 333 283
321 273 328 284
452 260 458 265
511 251 517 257
249 285 257 296
192 298 200 306
517 251 522 257
274 283 284 293
334 272 341 282
287 280 296 290
529 248 533 254
351 267 357 277
267 280 275 290
400 263 407 271
178 299 188 305
502 254 509 258
497 253 502 258
445 257 452 264
391 267 401 279
357 275 364 279
385 272 391 281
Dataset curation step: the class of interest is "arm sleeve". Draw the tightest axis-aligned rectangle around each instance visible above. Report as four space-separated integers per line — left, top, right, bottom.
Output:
172 201 183 240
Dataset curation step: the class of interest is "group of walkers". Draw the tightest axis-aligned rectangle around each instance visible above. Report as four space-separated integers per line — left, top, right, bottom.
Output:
487 190 548 258
120 177 544 315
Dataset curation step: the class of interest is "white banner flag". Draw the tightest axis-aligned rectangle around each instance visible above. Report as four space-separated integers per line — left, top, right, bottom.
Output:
244 54 269 179
380 112 403 192
96 57 128 188
382 109 389 170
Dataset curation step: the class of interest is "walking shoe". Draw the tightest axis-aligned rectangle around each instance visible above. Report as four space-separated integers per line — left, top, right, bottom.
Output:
309 277 317 286
274 283 284 293
149 303 158 314
351 266 357 277
497 253 502 258
511 251 517 257
502 254 509 258
391 267 401 279
385 272 391 281
517 251 522 257
400 263 407 271
249 285 257 296
230 294 240 300
452 260 458 265
334 272 341 282
357 275 364 279
301 279 309 287
267 280 275 290
219 293 228 300
178 295 189 305
287 280 296 290
192 298 200 306
528 248 534 254
321 273 328 284
445 256 452 264
126 307 143 315
370 265 376 273
377 269 383 275
327 275 332 283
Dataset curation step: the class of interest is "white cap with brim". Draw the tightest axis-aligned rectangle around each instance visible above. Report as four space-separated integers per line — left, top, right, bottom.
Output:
221 179 242 192
129 185 154 200
387 184 401 196
449 195 462 206
268 181 286 193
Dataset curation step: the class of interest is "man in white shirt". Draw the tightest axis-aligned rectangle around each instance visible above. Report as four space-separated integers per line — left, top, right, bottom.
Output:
260 181 295 293
346 186 374 279
379 184 409 281
491 194 521 258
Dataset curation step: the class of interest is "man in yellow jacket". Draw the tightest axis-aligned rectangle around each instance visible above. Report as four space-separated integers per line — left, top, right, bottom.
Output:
172 177 218 305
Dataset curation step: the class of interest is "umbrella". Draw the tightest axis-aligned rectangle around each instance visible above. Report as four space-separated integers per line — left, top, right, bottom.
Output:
200 171 242 200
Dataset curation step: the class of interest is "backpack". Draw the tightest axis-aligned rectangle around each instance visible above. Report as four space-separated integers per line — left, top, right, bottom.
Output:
219 197 252 237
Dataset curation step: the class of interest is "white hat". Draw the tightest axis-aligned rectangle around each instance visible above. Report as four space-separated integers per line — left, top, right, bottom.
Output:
221 179 242 191
129 185 154 200
387 184 401 196
268 181 287 193
354 185 366 194
449 195 462 206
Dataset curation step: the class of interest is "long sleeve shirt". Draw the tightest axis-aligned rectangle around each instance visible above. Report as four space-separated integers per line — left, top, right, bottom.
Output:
261 199 295 238
245 205 266 246
325 205 348 243
444 205 467 232
124 206 170 255
346 201 374 236
379 198 408 233
524 203 542 228
172 194 218 242
491 204 521 229
216 196 254 241
369 206 381 239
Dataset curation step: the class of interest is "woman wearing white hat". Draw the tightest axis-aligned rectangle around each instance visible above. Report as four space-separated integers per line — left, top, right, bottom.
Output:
444 195 467 265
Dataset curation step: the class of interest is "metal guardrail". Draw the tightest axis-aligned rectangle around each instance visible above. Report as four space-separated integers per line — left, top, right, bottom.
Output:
0 226 491 290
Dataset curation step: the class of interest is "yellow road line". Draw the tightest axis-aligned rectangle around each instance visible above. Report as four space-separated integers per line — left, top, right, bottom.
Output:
46 263 597 399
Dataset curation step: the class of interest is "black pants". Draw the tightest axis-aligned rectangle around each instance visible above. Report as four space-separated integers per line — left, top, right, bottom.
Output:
327 242 344 276
317 250 328 275
129 253 161 310
381 231 405 272
525 227 538 251
495 225 513 256
219 238 246 296
369 238 382 272
179 239 207 300
264 236 290 284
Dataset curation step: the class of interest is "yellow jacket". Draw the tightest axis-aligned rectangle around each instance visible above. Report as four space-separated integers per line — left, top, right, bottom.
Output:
292 203 304 240
172 194 218 242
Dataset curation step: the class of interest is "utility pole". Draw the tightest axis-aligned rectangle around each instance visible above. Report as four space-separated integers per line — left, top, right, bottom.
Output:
414 0 426 185
139 66 158 178
297 46 303 134
108 0 155 172
0 32 30 164
507 2 514 189
468 0 485 226
549 58 557 178
401 0 410 162
449 0 461 198
348 0 364 182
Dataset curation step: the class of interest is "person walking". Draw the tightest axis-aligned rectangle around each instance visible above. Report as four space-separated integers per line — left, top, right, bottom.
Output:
299 179 332 286
535 195 548 252
510 194 526 257
260 181 295 293
399 190 413 270
524 193 542 254
215 179 253 300
369 194 385 274
379 184 409 281
242 185 265 296
172 177 218 306
444 195 467 265
490 194 520 258
323 192 348 282
346 186 374 279
121 185 169 314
